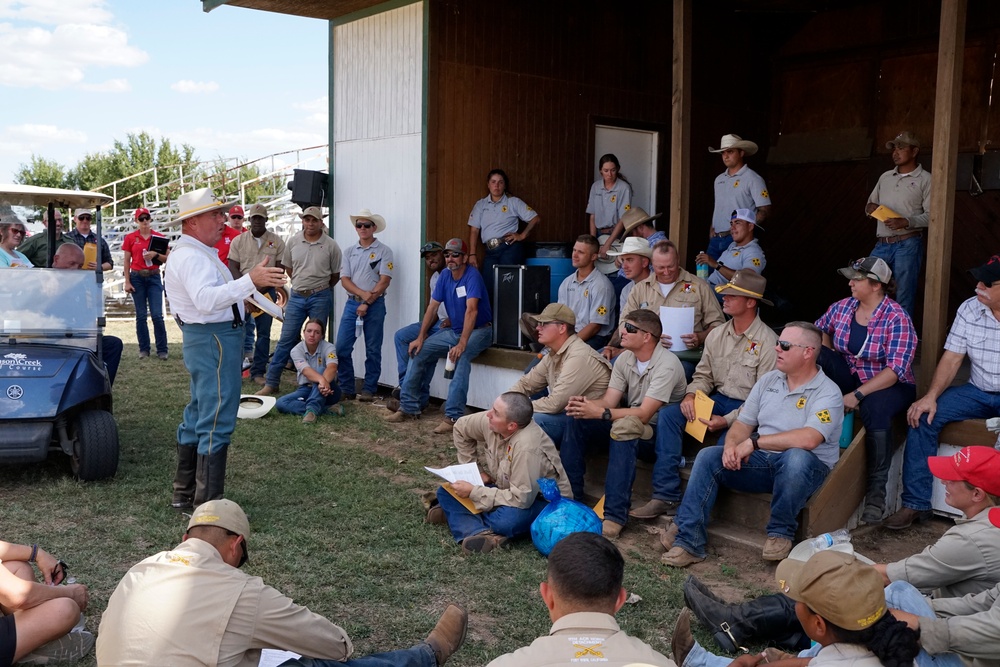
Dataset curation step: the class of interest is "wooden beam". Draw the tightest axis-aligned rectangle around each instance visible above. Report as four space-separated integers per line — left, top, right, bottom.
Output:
670 0 692 264
920 0 967 392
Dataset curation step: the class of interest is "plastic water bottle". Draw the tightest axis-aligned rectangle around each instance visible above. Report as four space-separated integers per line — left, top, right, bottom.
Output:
808 528 851 551
696 251 710 279
443 356 456 379
355 315 363 337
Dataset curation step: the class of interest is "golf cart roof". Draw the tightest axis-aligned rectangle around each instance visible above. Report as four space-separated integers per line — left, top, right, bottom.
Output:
0 184 112 209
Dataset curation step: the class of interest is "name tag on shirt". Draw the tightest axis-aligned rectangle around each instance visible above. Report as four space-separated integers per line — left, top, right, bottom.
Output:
456 286 467 297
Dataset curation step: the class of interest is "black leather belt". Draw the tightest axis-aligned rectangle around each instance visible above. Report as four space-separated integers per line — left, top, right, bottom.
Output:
293 287 329 297
712 230 731 238
877 231 921 245
133 269 159 277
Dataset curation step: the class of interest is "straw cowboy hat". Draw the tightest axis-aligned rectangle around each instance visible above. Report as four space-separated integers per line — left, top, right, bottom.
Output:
619 206 664 235
714 269 773 306
708 134 758 156
170 188 233 226
349 208 387 233
237 394 276 419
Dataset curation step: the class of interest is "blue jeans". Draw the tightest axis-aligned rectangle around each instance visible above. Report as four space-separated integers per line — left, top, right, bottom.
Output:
482 241 525 305
533 412 572 449
276 383 343 416
102 335 123 386
130 271 167 356
559 418 655 525
869 235 923 317
245 287 276 378
177 322 243 456
900 382 1000 511
435 485 547 542
336 296 387 396
244 316 255 356
279 642 436 667
394 320 441 385
652 393 744 502
706 234 731 261
399 326 493 421
817 347 916 431
673 446 830 558
265 289 332 389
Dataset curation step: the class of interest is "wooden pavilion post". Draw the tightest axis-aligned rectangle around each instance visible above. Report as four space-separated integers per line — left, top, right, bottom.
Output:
920 0 967 391
670 0 692 264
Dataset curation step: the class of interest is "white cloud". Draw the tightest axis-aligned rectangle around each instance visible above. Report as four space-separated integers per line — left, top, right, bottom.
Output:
77 77 129 92
0 0 114 26
171 126 327 160
170 80 219 94
7 123 87 143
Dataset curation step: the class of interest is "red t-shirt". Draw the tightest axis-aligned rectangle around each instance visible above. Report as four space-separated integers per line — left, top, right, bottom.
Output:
215 226 242 264
122 229 167 272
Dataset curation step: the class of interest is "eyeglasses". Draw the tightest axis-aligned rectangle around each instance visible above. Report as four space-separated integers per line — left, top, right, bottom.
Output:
444 251 464 258
138 216 151 222
622 322 651 336
536 321 560 329
777 340 815 352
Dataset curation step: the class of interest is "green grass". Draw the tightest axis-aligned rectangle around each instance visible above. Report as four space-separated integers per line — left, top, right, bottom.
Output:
1 321 742 665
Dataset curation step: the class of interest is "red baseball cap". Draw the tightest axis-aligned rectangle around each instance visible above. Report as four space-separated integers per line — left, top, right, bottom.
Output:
928 446 1000 496
229 205 245 217
134 207 150 221
444 238 468 255
989 507 1000 529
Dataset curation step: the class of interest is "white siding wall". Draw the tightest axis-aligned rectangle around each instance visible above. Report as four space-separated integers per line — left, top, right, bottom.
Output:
332 3 423 392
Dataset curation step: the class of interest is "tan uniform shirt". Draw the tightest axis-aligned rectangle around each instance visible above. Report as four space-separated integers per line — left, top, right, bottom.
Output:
228 230 286 277
926 583 1000 666
620 268 725 335
509 335 612 414
886 509 1000 600
454 412 573 511
485 612 676 667
282 231 343 292
611 346 688 420
96 539 352 667
687 314 778 426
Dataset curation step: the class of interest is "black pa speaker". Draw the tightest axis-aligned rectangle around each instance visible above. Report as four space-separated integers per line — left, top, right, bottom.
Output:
493 264 550 349
287 169 328 209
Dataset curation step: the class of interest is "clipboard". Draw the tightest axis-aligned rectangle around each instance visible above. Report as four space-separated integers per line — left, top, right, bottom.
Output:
148 235 169 254
442 482 482 514
684 390 715 443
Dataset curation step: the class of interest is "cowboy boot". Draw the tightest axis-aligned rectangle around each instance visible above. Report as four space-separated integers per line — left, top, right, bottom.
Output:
170 445 197 511
193 454 210 508
862 429 892 524
204 448 229 502
683 577 810 653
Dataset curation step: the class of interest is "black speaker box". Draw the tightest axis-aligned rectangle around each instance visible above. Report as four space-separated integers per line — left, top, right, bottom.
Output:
288 169 328 209
493 264 550 349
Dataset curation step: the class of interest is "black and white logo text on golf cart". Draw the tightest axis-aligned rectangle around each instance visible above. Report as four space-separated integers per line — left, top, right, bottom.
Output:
1 353 42 371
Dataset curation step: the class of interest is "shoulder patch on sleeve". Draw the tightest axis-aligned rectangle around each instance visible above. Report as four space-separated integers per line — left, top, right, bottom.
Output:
815 409 831 423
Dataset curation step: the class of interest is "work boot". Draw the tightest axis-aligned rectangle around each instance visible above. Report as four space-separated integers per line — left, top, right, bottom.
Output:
762 536 793 561
658 522 679 551
425 604 468 665
883 507 933 530
861 429 892 524
662 546 704 568
194 449 229 507
425 505 447 525
461 531 508 554
256 385 277 396
433 418 457 434
602 519 624 539
683 576 810 653
671 608 694 667
386 410 420 423
630 498 680 519
170 445 197 511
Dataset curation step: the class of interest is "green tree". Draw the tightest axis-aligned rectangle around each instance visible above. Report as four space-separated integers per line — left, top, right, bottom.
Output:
14 155 71 189
205 157 286 206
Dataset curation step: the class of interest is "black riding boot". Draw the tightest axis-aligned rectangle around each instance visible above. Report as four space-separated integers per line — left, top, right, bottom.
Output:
684 576 810 653
862 429 893 524
171 445 197 511
194 449 229 507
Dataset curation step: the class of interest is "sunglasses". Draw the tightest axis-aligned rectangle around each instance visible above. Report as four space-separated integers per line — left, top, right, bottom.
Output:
355 222 375 229
420 243 441 254
983 280 995 288
622 322 651 335
444 251 464 258
138 216 151 222
10 228 26 235
230 215 244 220
78 215 93 221
777 340 815 352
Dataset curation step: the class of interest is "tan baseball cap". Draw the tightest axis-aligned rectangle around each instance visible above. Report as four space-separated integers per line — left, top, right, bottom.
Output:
246 203 268 220
187 499 251 564
775 550 886 631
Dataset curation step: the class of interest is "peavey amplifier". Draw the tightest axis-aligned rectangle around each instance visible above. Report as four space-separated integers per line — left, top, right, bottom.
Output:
493 264 550 349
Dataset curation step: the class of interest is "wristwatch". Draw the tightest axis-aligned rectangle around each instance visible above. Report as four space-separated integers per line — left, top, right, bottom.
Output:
853 390 866 403
750 432 760 451
602 408 613 421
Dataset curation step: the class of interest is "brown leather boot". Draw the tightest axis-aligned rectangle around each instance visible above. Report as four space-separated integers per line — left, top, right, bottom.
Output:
425 604 468 665
171 445 197 511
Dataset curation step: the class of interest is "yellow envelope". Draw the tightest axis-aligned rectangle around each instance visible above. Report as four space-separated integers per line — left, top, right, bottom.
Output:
684 390 715 443
442 482 482 514
869 205 903 222
82 242 97 269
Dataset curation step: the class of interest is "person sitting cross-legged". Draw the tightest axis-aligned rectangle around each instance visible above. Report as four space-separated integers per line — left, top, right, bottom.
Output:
276 318 344 423
661 322 843 566
427 392 573 554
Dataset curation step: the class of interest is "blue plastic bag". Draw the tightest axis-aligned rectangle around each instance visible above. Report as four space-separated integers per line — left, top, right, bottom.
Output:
530 477 602 556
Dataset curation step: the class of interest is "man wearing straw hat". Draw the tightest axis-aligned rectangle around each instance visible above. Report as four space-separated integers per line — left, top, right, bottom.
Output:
707 134 771 261
164 188 286 510
607 206 665 313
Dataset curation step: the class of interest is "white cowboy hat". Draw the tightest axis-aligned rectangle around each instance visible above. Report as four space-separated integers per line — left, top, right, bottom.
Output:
170 188 233 226
237 394 276 419
596 234 622 275
349 208 386 233
708 134 758 156
607 236 653 259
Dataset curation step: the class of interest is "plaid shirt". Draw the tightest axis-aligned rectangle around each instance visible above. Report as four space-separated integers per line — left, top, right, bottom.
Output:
945 297 1000 392
815 296 917 385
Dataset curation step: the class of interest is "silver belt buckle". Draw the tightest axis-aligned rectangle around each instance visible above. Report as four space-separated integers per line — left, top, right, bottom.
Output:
486 237 502 251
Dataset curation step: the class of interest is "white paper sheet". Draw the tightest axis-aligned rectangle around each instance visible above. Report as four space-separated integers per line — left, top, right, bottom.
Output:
659 306 695 348
424 463 484 486
258 649 301 667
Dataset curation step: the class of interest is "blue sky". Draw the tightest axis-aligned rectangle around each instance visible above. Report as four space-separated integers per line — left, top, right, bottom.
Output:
0 0 329 182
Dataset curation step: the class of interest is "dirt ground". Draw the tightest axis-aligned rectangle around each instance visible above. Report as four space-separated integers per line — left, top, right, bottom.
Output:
358 393 951 604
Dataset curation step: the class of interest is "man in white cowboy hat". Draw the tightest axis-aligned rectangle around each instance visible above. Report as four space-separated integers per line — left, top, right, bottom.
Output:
695 208 767 301
258 205 343 397
707 134 771 261
630 269 777 522
336 208 394 402
601 237 653 361
228 203 286 385
864 130 932 317
163 188 287 511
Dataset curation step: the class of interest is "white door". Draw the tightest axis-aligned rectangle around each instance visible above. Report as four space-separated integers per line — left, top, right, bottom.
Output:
594 125 658 214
